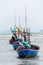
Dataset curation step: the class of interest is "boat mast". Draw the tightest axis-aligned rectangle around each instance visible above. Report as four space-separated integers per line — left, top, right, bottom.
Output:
25 7 28 32
24 7 30 43
29 27 30 42
19 15 20 27
15 15 16 27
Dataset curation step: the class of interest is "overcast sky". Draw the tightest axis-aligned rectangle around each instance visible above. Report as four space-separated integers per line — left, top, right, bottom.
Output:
0 0 43 32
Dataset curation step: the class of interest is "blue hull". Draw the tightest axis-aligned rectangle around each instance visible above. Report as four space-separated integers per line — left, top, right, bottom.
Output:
17 49 39 57
12 44 20 50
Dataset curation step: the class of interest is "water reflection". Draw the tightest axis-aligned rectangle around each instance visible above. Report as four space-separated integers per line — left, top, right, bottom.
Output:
18 60 38 65
17 56 39 65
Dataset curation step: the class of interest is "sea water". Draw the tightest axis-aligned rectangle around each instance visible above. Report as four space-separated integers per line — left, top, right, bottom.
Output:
0 34 43 65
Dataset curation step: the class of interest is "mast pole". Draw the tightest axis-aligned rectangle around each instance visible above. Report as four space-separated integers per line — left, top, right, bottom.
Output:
15 15 16 26
25 7 27 32
29 27 30 42
19 15 20 27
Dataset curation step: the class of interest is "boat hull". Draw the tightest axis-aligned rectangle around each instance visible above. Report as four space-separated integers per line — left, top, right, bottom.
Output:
17 49 39 58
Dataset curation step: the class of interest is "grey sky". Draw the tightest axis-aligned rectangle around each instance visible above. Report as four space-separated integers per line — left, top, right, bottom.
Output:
0 0 43 32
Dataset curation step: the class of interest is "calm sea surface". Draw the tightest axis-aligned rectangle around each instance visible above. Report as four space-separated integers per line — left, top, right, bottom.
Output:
0 34 43 65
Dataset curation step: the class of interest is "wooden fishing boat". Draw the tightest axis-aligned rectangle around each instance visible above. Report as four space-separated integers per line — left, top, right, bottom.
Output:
16 44 40 58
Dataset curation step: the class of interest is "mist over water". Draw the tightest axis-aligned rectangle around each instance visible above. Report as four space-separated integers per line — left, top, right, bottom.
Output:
0 34 43 65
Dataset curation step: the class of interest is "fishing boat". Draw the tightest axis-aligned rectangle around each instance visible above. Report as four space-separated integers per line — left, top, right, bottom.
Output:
9 14 25 49
9 24 23 50
16 30 40 57
16 8 40 58
16 44 40 58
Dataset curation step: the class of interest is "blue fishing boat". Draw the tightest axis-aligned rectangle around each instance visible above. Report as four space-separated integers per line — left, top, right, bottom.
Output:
9 25 23 50
16 10 40 57
16 44 40 58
